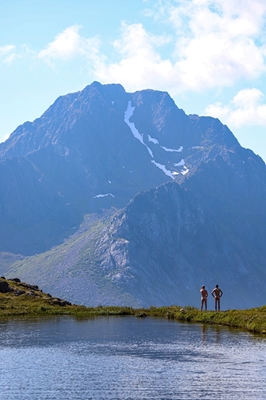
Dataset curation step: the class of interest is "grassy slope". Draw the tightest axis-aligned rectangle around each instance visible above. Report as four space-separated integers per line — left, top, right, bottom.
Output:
0 278 266 335
4 213 109 279
2 211 140 307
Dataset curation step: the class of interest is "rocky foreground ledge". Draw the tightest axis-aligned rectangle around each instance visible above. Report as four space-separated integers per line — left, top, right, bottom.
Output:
0 277 71 306
0 277 266 335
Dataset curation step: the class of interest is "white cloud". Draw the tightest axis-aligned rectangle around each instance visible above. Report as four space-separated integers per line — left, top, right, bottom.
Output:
37 25 101 64
161 0 266 90
0 45 17 64
94 22 175 91
0 45 15 54
6 1 265 96
95 0 266 93
205 88 266 127
0 44 35 65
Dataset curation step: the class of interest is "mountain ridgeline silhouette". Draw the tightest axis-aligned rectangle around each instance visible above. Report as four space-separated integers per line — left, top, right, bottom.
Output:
1 82 266 308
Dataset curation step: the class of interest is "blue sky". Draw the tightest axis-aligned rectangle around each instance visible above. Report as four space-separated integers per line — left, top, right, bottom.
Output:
1 0 266 161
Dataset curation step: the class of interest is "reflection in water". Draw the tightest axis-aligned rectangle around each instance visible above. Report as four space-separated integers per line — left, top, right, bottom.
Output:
201 324 222 344
0 316 265 399
201 324 208 343
213 325 221 343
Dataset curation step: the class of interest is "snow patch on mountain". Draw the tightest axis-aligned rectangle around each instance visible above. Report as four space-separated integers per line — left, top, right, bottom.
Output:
175 159 185 166
148 135 159 145
148 135 183 153
181 167 189 175
124 101 153 157
124 101 188 179
151 161 174 179
161 145 183 153
93 193 115 198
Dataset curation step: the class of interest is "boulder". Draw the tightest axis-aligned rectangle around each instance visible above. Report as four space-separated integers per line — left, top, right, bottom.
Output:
0 281 12 293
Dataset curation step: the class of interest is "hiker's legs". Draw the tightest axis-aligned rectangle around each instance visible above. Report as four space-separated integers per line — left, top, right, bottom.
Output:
201 299 206 311
215 298 220 311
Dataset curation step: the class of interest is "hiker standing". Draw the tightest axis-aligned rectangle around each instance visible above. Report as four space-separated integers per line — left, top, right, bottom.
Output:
211 284 223 311
200 285 208 311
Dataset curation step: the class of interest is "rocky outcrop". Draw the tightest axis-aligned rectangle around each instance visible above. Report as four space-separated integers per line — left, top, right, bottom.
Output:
0 277 73 305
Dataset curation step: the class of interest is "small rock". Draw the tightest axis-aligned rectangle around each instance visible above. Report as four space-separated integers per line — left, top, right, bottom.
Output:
21 283 39 291
135 313 147 318
14 289 26 296
48 298 71 306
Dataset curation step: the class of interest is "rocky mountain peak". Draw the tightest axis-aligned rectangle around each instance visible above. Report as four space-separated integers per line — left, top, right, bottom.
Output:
0 83 266 309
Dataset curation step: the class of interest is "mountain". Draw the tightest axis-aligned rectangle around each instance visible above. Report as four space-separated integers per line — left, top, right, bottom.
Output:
1 82 266 309
0 81 238 254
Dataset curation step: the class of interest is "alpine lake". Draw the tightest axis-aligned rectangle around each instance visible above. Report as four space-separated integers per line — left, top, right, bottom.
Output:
0 315 265 400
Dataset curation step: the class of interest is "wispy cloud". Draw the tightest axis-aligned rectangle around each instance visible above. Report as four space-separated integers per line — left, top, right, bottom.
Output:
0 44 34 65
37 25 101 64
0 44 17 64
205 88 266 127
0 45 16 54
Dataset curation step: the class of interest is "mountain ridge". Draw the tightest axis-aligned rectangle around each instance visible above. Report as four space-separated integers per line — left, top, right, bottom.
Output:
0 82 265 308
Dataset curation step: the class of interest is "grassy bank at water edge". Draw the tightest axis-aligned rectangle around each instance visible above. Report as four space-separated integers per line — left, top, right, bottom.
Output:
0 278 266 334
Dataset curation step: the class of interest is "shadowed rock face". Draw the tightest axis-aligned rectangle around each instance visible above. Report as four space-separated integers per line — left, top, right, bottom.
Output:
0 82 266 309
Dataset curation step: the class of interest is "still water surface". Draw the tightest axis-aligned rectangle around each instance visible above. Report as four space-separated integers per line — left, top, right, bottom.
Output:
0 316 265 399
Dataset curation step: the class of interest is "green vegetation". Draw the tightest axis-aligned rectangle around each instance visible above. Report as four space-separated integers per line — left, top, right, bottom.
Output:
0 278 134 319
142 305 266 335
0 278 266 335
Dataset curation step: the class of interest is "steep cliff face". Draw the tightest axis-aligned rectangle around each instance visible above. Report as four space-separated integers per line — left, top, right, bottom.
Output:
93 182 216 306
89 179 266 309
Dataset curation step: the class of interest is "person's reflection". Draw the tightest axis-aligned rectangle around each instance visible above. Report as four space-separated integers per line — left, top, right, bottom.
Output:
201 325 222 343
213 326 221 343
201 324 208 343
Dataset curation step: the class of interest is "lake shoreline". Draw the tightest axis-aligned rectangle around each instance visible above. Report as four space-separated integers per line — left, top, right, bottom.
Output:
1 278 266 334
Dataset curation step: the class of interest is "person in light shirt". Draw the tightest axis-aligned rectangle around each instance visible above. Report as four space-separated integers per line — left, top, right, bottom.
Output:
211 284 223 311
200 285 208 311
